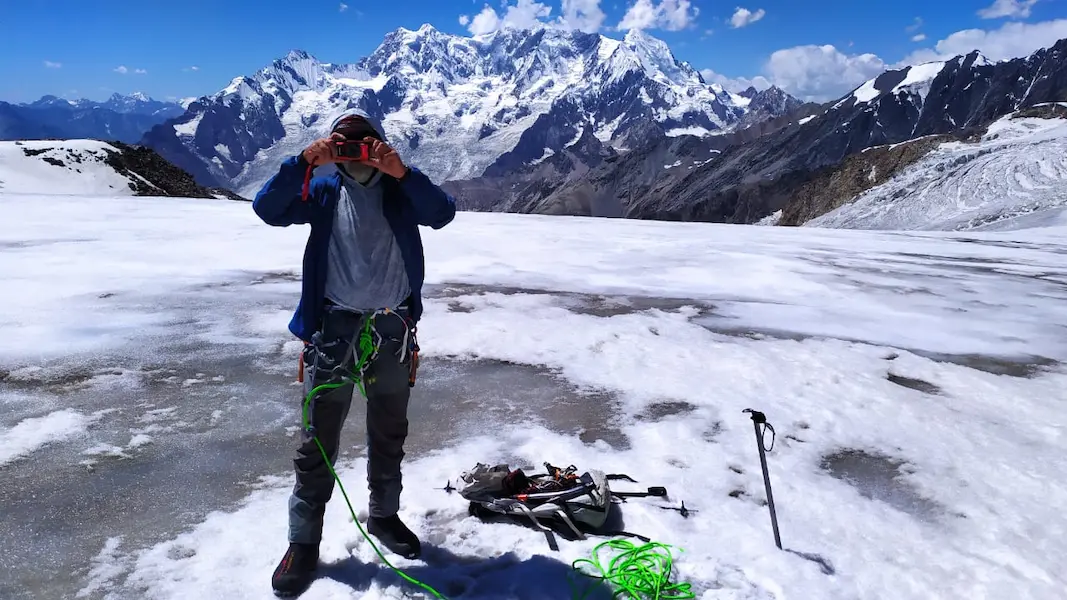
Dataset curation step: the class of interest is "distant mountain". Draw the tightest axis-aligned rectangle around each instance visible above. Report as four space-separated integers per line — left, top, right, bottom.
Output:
139 24 801 198
494 37 1067 225
0 93 185 144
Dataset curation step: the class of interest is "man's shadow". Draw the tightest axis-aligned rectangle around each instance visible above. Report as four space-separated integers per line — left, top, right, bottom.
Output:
319 503 631 599
320 543 615 599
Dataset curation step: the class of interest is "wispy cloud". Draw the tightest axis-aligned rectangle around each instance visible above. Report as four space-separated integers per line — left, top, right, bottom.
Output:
114 65 128 74
464 0 610 35
978 0 1039 19
134 68 147 74
183 66 200 72
730 7 766 29
912 33 927 42
617 0 698 32
905 16 923 32
339 2 348 11
44 60 62 69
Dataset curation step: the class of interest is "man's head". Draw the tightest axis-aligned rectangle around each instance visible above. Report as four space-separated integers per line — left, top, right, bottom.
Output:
331 112 384 185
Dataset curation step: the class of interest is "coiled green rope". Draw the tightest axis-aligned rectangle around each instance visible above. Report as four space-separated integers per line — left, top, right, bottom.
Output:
571 539 695 600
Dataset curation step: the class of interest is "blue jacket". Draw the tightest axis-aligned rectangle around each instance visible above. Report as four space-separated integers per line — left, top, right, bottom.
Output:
252 153 456 342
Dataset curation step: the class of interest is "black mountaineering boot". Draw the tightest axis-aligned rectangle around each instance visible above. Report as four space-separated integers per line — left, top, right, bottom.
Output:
271 542 319 597
368 514 422 559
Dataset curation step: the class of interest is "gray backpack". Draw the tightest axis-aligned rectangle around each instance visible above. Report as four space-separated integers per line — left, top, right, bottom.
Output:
457 462 665 550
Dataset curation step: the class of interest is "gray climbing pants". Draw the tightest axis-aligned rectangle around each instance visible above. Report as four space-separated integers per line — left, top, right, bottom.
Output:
288 304 415 545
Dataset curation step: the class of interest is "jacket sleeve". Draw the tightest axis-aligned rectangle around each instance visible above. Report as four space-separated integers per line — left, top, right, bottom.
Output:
397 167 457 229
252 154 317 227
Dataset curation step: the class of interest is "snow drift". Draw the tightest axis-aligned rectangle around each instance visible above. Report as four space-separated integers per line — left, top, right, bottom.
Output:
2 189 1067 599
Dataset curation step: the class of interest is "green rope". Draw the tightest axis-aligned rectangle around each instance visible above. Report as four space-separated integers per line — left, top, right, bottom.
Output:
301 311 448 600
571 539 695 600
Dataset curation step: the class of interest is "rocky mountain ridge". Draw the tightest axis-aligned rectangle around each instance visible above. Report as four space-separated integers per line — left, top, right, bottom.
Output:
483 38 1067 227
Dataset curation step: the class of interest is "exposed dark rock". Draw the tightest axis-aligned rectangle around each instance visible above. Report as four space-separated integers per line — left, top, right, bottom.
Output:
886 373 943 395
97 141 245 200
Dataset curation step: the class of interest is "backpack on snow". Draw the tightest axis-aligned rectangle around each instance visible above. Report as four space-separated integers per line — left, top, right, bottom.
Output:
457 461 666 551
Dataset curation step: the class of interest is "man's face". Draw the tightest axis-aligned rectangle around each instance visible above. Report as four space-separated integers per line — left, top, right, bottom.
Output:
333 115 381 184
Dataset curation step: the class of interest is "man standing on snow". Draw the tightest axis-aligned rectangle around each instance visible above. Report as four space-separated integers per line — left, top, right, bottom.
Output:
252 109 456 597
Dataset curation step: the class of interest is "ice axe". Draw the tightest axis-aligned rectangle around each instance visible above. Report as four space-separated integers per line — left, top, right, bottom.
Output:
743 408 781 550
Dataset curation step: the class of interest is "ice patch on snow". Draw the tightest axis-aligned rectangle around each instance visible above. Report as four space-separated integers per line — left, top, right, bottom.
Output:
173 113 202 137
893 62 946 102
0 409 93 466
665 126 711 137
853 79 880 103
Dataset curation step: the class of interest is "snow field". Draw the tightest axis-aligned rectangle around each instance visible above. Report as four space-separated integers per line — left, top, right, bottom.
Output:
0 192 1065 598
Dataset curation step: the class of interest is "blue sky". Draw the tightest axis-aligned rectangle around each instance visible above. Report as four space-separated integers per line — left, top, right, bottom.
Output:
3 0 1066 104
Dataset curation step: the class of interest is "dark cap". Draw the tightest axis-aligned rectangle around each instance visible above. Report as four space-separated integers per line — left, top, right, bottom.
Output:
332 114 381 141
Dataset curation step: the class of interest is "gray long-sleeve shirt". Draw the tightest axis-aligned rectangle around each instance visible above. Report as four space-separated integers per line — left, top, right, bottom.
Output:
324 173 411 312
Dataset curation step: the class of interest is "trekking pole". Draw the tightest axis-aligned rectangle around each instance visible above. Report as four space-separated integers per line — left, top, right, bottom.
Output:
742 408 781 550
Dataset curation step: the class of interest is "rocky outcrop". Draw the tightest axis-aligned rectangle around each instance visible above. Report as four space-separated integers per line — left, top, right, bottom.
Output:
100 141 245 199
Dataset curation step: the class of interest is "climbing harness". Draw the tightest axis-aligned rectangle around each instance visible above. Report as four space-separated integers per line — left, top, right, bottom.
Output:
300 307 445 599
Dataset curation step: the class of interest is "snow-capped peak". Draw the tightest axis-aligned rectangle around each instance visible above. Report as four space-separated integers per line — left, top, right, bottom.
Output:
149 26 801 197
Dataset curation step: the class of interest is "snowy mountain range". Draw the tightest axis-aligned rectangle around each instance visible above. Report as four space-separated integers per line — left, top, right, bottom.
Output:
0 93 184 143
794 104 1067 231
140 25 801 199
488 37 1067 230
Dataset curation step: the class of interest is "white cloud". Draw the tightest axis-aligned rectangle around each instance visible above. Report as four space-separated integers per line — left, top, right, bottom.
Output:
617 0 697 31
700 68 771 93
699 17 1066 103
905 16 923 32
462 0 606 34
339 2 348 11
558 0 606 32
183 65 200 72
43 60 61 69
465 0 552 35
763 44 887 102
113 65 128 74
899 18 1067 65
977 0 1039 19
730 7 765 29
911 33 927 42
134 68 147 75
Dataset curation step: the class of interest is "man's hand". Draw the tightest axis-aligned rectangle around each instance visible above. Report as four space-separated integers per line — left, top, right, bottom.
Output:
361 137 409 179
302 133 345 166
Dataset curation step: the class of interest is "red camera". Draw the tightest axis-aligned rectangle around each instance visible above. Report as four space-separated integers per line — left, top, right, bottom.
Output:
333 140 370 161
